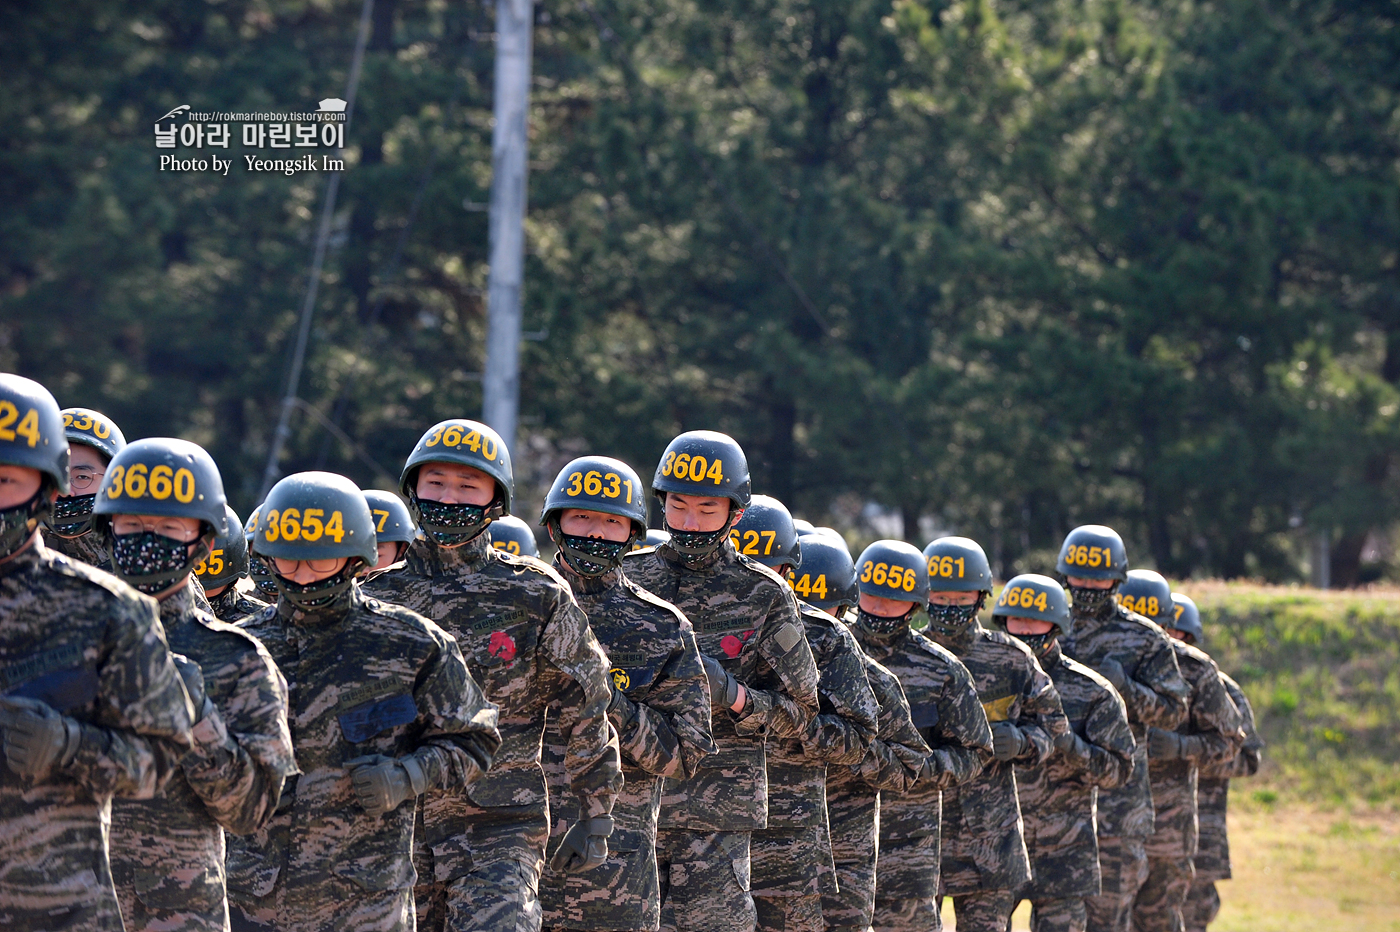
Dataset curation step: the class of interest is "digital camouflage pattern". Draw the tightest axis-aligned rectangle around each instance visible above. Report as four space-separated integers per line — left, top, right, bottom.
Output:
225 583 500 932
0 538 194 931
1192 673 1261 883
848 618 991 929
823 609 935 932
540 558 714 932
365 533 618 931
110 584 295 932
46 529 111 571
751 602 879 931
1015 641 1135 929
932 622 1067 903
209 579 269 625
1133 640 1243 932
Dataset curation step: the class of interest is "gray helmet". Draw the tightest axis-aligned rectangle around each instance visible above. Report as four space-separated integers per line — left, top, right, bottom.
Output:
61 407 126 462
541 456 648 533
93 438 228 535
1057 524 1129 581
652 430 751 509
1118 569 1174 625
633 528 671 551
1169 592 1203 643
194 504 248 591
855 540 930 602
792 518 816 535
788 529 857 611
252 471 377 566
0 374 70 495
991 573 1072 636
489 515 540 559
363 489 416 544
729 494 802 571
922 536 994 595
400 419 514 514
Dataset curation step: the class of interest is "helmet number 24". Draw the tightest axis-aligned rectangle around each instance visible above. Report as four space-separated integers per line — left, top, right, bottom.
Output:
0 402 43 448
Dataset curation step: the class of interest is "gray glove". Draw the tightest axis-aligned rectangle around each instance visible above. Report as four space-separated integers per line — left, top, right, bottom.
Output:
346 754 430 817
0 696 82 779
990 721 1027 761
1098 659 1127 691
702 655 743 711
1054 729 1093 761
1148 727 1200 761
549 816 614 873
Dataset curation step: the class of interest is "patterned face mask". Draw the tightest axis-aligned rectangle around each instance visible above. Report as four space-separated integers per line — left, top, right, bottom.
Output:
663 522 734 570
414 496 494 547
555 522 633 578
1069 584 1118 616
0 488 46 560
247 555 281 599
856 605 916 637
51 494 96 536
1012 631 1058 659
112 531 198 595
274 562 357 611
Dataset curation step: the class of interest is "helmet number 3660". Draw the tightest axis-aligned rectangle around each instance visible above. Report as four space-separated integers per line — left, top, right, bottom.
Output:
660 452 725 485
262 508 346 544
105 464 197 503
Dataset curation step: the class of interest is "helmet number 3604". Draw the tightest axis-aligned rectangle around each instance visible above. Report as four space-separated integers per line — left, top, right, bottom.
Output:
660 452 725 485
105 464 197 503
262 508 346 544
0 402 43 447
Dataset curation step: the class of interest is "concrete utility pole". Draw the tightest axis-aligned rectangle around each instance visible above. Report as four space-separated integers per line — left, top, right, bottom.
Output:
481 0 533 454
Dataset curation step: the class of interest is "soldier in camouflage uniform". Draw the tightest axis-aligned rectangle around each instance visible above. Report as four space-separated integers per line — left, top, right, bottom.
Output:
790 530 934 932
241 505 282 603
847 540 992 932
734 497 879 932
45 406 127 570
1056 527 1190 932
991 575 1136 932
197 504 270 624
365 421 620 932
920 539 1069 932
364 489 417 578
1123 580 1243 932
0 374 195 931
491 514 541 559
1166 595 1261 932
536 456 715 932
227 471 501 932
93 439 296 932
624 432 821 932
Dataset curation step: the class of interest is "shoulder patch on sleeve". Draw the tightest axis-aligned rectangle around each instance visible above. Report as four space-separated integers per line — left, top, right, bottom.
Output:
774 621 803 654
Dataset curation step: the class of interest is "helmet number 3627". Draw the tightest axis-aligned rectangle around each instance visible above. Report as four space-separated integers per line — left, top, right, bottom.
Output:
660 452 725 485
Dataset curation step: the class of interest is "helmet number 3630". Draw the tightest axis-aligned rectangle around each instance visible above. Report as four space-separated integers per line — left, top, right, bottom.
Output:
660 452 725 485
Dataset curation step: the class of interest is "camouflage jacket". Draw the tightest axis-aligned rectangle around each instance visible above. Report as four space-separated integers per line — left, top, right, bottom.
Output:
1194 673 1261 882
848 620 991 846
1016 641 1136 899
366 533 618 869
1062 601 1189 837
110 583 295 929
1144 639 1244 859
0 536 193 931
45 528 111 570
541 559 713 931
225 584 500 932
209 580 269 625
625 540 820 832
931 622 1067 894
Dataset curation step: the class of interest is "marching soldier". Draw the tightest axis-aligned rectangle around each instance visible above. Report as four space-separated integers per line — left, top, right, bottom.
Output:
1057 527 1190 932
0 374 195 930
846 539 992 932
490 514 541 559
624 431 821 932
1120 576 1242 932
921 538 1069 932
197 504 270 624
736 497 879 932
363 489 417 576
227 471 501 932
537 455 715 932
365 420 619 932
46 406 127 569
992 574 1136 932
96 439 296 932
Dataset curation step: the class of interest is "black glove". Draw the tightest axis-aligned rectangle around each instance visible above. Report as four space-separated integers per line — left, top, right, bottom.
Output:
606 682 637 728
0 696 82 779
702 655 743 711
171 654 208 722
990 722 1027 761
1054 729 1093 762
1098 659 1127 691
1147 727 1183 760
549 816 614 873
346 754 430 817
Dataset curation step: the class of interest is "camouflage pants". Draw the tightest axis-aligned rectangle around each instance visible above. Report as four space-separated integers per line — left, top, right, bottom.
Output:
1181 880 1220 932
118 893 229 932
751 824 830 898
822 838 877 932
1083 836 1147 932
936 890 1015 932
1131 856 1193 932
752 892 823 932
1026 897 1086 932
412 859 542 932
230 883 413 932
870 896 940 932
871 835 941 932
657 829 756 932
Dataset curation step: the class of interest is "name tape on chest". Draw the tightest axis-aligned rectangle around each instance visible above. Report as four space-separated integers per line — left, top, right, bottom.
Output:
0 643 85 692
470 608 528 632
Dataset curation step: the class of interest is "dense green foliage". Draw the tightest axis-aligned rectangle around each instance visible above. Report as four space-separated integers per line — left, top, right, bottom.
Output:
3 0 1398 581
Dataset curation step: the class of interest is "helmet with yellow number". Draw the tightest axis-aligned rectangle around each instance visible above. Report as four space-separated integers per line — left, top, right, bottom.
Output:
854 539 930 602
1169 592 1203 643
363 489 416 544
93 438 228 534
652 430 751 509
990 573 1072 656
1056 524 1129 582
0 374 70 495
921 536 993 595
541 456 648 532
194 504 248 591
788 529 856 611
729 494 802 571
61 407 126 463
489 515 540 559
1118 569 1174 626
243 502 279 599
400 419 513 546
251 471 377 566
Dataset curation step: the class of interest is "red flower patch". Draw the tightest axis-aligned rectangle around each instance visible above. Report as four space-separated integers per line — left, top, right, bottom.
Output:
720 629 756 658
488 631 517 662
